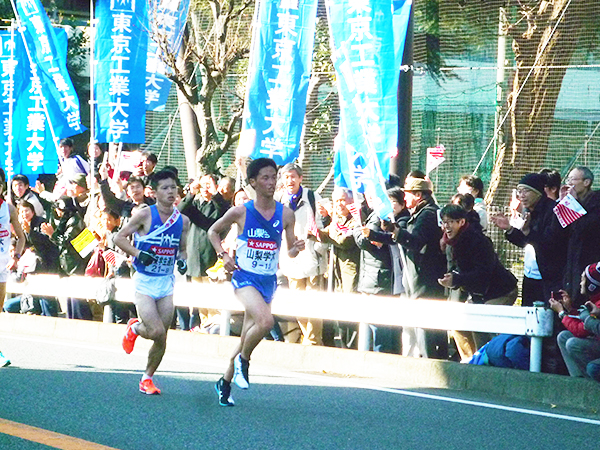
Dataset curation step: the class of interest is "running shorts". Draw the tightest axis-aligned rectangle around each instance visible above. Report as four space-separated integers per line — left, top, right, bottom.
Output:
133 271 175 300
231 269 278 304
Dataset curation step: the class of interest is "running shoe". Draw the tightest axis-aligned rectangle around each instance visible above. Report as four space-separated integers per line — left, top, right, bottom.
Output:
0 351 10 367
122 318 140 354
233 354 250 389
139 378 161 395
215 377 235 407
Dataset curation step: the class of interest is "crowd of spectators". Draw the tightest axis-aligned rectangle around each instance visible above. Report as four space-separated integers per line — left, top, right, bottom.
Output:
3 141 600 382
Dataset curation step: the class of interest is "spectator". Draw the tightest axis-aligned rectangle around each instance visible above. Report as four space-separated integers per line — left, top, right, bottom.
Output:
353 197 396 353
137 151 158 186
10 174 46 218
317 187 361 348
41 196 92 320
457 175 487 232
218 176 236 205
560 166 600 309
451 193 482 233
66 173 90 217
18 201 59 274
53 138 90 197
490 173 568 374
539 168 561 200
276 163 328 346
99 161 154 221
358 186 411 353
438 204 518 359
88 142 104 178
178 173 230 330
551 262 600 380
392 177 447 359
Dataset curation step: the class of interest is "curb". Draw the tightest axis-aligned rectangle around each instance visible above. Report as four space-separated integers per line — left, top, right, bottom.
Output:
3 314 600 414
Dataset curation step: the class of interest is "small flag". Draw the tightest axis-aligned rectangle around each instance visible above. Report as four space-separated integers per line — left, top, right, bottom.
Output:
70 228 98 258
346 202 362 224
103 249 117 266
308 213 320 240
553 194 587 228
426 145 446 176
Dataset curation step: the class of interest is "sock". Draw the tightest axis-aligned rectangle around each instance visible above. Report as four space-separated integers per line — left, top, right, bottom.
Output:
141 374 152 382
131 322 140 335
221 378 231 386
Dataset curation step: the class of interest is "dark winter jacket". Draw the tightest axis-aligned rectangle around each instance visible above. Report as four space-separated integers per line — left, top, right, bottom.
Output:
26 215 60 274
448 224 517 303
178 192 230 278
353 211 392 295
393 198 446 299
563 190 600 307
505 195 567 295
50 210 89 276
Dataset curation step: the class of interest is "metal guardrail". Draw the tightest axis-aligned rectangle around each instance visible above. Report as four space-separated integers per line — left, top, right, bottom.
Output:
6 274 554 372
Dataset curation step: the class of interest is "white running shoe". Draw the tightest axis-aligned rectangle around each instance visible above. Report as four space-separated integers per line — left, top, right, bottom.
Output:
232 354 249 389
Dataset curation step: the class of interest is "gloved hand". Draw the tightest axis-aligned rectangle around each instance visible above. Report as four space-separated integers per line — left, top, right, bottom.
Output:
138 250 157 266
176 259 187 275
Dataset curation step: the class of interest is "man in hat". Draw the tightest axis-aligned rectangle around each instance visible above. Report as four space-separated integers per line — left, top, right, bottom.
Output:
66 173 90 217
550 262 600 381
491 173 567 301
390 177 447 359
491 172 568 374
560 167 600 309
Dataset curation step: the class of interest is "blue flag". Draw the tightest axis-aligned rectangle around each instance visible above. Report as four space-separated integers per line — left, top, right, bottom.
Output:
237 0 318 166
145 0 190 111
95 0 148 143
15 0 86 139
329 0 411 220
1 27 76 176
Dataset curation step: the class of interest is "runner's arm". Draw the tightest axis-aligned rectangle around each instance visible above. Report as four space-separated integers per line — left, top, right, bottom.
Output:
114 207 151 258
178 216 190 261
283 206 304 258
208 206 243 272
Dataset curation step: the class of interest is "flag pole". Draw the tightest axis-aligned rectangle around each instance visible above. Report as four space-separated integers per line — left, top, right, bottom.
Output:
89 0 97 193
5 19 16 203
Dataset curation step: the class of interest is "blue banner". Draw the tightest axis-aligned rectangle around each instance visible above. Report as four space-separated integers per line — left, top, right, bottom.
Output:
329 0 411 220
237 0 318 166
95 0 148 143
1 27 75 176
145 0 190 111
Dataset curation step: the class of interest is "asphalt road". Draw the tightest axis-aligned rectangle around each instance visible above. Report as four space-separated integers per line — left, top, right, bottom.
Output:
0 332 599 450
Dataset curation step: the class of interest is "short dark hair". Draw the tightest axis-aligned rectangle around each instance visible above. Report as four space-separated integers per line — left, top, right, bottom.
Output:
386 174 403 189
387 186 405 205
126 176 145 189
150 169 178 190
539 168 561 190
440 203 467 220
247 158 277 181
451 193 475 211
459 175 484 198
59 138 73 147
407 170 426 179
12 174 29 186
142 151 158 164
102 209 120 221
17 200 35 214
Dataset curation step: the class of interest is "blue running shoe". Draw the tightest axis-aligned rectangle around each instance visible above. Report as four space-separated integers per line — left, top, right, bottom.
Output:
0 351 11 367
215 377 235 406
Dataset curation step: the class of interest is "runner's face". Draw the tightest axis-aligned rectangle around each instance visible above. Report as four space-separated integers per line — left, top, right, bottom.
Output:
155 178 178 204
251 166 277 197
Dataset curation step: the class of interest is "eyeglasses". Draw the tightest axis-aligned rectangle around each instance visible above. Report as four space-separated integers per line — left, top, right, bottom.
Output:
441 219 459 226
516 188 534 196
566 177 584 183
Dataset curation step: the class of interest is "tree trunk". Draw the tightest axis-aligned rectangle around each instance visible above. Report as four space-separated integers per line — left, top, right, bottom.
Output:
176 37 202 180
486 0 584 206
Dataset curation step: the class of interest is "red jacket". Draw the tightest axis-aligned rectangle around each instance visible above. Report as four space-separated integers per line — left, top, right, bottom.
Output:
562 292 600 338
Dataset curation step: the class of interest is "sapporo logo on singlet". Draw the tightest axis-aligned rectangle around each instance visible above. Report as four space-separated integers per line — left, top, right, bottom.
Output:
145 234 179 274
245 227 277 270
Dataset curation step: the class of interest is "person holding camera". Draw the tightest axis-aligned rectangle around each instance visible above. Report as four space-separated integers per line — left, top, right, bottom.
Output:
550 262 600 380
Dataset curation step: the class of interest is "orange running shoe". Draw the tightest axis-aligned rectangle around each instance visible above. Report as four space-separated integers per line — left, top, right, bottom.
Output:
122 318 140 354
139 378 161 395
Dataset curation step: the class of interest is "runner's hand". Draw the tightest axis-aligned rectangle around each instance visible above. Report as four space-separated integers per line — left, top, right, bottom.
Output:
176 259 187 275
138 250 157 266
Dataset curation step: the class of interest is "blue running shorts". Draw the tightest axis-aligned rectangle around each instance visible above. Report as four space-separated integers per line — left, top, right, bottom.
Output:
133 272 175 300
231 269 278 304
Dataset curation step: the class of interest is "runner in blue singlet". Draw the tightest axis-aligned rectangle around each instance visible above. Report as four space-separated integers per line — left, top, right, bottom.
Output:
115 169 190 395
208 158 305 406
